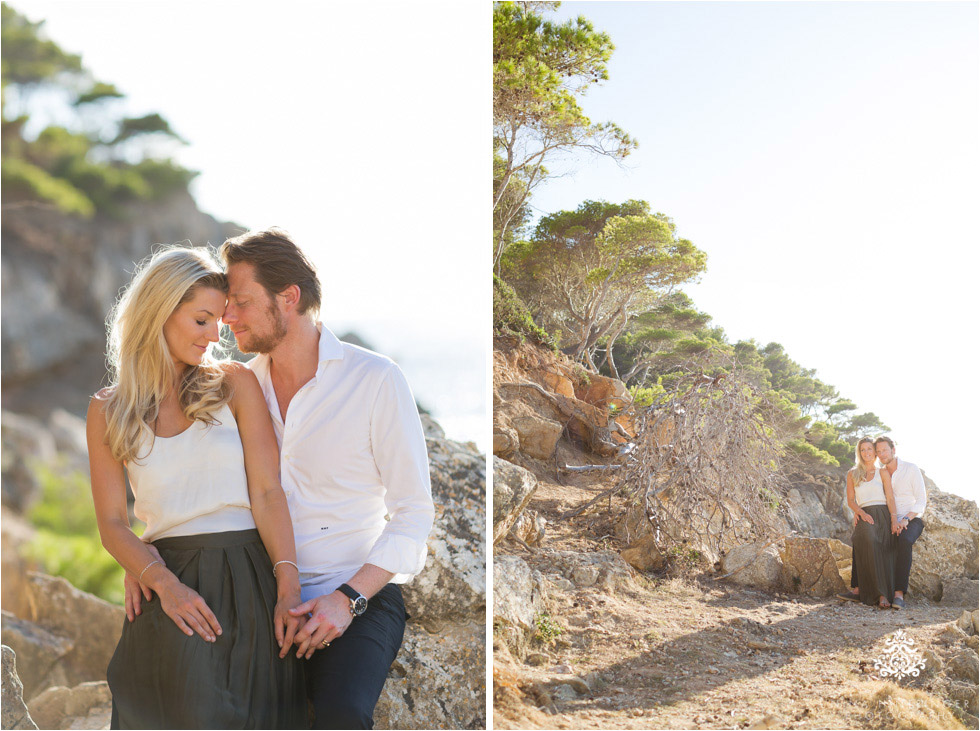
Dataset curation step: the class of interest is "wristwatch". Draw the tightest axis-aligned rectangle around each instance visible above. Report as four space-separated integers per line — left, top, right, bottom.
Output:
338 583 368 617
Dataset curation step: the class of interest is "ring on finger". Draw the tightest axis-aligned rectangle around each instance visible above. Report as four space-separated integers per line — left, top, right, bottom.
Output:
320 639 330 647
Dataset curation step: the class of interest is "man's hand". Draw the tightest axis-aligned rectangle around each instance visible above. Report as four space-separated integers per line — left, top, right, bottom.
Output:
124 543 164 622
275 590 306 659
288 591 353 659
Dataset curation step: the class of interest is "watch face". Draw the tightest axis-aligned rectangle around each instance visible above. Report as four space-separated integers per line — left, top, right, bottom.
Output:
352 596 368 615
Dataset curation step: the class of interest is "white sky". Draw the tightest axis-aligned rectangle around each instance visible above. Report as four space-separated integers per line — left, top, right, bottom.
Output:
8 0 490 445
529 2 979 502
9 2 980 502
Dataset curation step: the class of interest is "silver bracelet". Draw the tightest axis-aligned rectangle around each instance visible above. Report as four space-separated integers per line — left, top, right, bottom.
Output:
273 560 298 577
138 559 160 583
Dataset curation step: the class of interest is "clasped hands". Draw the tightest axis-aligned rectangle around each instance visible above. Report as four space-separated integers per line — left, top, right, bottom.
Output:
124 545 350 659
851 510 908 536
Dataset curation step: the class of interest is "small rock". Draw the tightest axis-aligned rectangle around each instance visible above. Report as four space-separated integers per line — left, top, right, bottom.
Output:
550 664 573 675
552 684 578 701
955 610 974 635
946 650 979 684
525 652 550 667
570 566 599 588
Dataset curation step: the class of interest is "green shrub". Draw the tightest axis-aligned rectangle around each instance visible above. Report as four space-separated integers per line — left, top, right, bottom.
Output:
25 464 131 605
533 612 563 645
786 438 839 467
1 157 94 217
493 275 557 349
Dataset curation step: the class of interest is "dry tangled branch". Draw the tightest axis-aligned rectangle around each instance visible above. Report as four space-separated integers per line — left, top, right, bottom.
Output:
616 364 790 558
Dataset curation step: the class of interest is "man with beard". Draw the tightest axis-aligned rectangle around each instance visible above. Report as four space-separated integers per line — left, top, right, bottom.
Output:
218 228 434 728
875 436 927 610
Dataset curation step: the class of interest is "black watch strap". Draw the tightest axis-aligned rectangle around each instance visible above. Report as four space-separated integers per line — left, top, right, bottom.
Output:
338 583 368 616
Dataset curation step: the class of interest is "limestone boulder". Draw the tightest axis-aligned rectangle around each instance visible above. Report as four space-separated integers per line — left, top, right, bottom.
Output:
492 555 546 661
375 622 484 730
573 373 627 410
492 458 538 545
402 436 485 624
545 550 633 593
941 579 979 608
910 480 979 601
946 649 979 684
512 415 563 461
535 369 575 399
720 542 783 590
1 646 37 730
509 509 547 547
1 611 73 701
492 424 519 458
23 573 125 689
1 411 56 513
418 413 446 440
2 508 35 618
620 536 665 573
27 681 112 731
778 537 848 596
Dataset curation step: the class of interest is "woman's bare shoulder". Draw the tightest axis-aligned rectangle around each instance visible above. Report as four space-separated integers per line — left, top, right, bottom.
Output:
92 386 116 401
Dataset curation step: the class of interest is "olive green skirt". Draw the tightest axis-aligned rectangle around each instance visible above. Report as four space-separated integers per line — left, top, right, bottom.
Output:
107 529 307 729
851 504 897 606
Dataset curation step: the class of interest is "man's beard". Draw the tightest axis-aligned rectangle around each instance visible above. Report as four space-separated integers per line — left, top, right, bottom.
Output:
238 303 287 354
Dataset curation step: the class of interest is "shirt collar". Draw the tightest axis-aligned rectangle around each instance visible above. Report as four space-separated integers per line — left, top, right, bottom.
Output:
315 322 345 364
246 321 345 381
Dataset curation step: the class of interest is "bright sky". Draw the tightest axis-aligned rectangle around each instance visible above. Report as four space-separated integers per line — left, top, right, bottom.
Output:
9 0 489 446
530 2 979 502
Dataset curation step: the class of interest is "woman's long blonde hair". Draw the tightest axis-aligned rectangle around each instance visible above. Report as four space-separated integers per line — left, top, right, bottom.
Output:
103 246 231 463
849 437 876 488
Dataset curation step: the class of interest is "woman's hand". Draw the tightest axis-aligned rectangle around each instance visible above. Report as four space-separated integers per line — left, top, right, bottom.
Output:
858 511 874 524
124 543 165 622
274 588 306 659
155 575 222 642
891 519 902 535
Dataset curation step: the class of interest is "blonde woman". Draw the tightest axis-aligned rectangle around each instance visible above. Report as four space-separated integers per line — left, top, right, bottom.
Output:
837 437 898 608
86 247 306 728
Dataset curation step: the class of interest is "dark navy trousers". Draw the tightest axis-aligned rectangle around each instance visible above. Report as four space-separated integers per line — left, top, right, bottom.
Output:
305 583 407 730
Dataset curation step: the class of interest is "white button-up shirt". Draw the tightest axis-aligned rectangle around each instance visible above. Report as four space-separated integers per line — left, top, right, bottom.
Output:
247 323 434 602
889 457 927 520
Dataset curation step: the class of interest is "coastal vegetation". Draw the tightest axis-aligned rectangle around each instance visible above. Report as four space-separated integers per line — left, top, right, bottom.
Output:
1 2 194 218
492 1 886 470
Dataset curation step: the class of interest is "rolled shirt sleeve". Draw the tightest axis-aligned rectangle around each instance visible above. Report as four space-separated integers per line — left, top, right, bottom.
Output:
364 363 435 579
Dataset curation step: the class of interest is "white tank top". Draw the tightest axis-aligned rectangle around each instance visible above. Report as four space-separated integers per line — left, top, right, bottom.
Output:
854 468 887 507
127 403 255 542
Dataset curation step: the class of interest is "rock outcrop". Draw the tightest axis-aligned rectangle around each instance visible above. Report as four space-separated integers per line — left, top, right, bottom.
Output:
909 477 979 601
492 555 547 662
492 458 538 545
2 646 37 730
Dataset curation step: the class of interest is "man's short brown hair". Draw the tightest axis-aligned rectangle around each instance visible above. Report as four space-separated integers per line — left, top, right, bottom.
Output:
874 436 896 450
219 227 321 316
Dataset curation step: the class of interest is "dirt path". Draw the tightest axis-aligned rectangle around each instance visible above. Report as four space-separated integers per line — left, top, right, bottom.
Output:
494 474 977 730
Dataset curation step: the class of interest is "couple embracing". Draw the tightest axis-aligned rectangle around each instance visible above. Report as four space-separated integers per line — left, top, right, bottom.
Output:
839 436 926 609
86 228 435 729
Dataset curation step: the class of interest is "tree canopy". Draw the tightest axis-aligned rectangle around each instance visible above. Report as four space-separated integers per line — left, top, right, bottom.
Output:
1 2 195 218
493 1 636 268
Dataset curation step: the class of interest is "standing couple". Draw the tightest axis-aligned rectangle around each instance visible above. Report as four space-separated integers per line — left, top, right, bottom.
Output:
86 228 435 728
839 436 927 609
